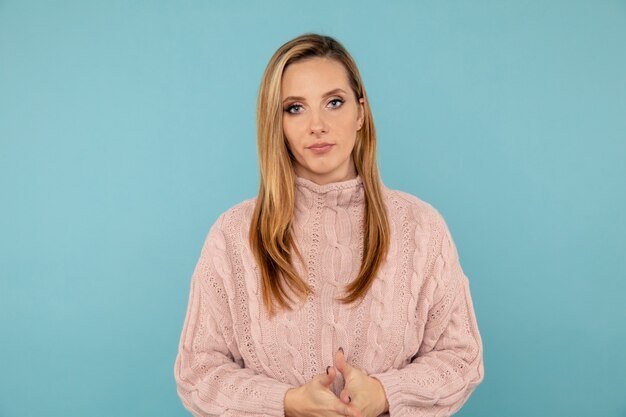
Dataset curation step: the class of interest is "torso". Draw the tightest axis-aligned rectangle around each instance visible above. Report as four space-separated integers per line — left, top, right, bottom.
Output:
214 179 444 393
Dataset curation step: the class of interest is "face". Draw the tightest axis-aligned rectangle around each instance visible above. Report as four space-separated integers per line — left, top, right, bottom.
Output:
281 57 364 185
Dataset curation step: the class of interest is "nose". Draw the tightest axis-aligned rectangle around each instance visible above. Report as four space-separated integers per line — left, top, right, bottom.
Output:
308 109 328 135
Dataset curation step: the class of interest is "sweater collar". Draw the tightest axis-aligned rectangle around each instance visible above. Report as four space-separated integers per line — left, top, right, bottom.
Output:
294 175 364 210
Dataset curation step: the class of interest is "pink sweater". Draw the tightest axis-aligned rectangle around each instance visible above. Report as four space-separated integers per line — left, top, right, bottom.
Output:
174 176 484 417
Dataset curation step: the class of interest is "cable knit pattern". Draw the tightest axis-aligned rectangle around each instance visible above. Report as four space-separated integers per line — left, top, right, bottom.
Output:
174 176 484 416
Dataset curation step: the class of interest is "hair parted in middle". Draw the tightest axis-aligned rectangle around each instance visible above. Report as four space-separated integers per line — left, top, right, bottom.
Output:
250 33 390 316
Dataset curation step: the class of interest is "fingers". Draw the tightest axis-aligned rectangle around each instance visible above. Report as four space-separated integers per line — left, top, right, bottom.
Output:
310 373 361 417
330 399 361 417
319 365 337 388
339 387 351 404
335 347 351 377
340 402 363 417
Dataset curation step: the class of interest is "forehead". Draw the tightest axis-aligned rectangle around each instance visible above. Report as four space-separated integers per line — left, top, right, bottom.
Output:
281 57 351 97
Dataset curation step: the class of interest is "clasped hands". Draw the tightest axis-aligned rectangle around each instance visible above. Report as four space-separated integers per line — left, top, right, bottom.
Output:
284 348 389 417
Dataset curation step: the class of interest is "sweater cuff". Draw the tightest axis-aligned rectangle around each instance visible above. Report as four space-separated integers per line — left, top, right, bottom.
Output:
262 381 292 417
370 369 410 416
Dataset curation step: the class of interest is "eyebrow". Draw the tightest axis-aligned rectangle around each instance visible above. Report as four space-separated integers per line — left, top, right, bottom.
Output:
282 88 348 104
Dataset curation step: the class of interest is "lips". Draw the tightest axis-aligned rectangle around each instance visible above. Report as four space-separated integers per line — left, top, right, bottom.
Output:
307 143 334 154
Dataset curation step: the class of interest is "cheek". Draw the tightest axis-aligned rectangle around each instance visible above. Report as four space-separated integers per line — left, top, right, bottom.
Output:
337 118 359 140
282 118 300 143
282 118 290 138
282 120 293 146
282 123 300 157
333 108 359 130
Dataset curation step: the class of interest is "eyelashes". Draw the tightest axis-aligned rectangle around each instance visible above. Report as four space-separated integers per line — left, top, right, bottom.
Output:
285 104 304 114
284 98 345 114
327 98 344 109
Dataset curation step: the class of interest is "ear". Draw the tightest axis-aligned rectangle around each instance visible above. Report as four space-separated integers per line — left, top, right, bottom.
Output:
357 97 365 130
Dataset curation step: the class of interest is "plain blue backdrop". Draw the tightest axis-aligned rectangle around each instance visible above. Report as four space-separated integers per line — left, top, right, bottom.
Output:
1 1 625 416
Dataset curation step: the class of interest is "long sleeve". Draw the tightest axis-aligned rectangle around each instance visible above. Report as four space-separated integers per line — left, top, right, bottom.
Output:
173 217 293 417
371 214 485 417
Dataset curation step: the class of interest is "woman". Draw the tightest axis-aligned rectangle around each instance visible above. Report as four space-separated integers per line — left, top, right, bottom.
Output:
174 33 484 417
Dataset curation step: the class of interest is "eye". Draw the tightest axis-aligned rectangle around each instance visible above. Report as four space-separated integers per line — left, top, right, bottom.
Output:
285 104 304 114
327 98 344 109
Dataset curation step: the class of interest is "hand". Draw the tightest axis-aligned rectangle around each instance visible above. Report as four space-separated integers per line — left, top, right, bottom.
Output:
284 366 363 417
334 349 389 417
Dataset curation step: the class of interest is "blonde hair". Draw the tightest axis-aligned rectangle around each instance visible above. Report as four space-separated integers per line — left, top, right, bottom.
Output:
250 33 389 316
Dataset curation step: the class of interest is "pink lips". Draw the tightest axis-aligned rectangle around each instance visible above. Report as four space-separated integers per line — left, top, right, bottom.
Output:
307 143 334 154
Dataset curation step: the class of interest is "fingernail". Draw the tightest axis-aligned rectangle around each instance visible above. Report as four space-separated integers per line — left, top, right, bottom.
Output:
326 366 330 375
338 347 344 354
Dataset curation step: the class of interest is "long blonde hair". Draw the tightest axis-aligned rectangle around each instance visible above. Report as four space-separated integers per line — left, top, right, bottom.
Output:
250 33 389 316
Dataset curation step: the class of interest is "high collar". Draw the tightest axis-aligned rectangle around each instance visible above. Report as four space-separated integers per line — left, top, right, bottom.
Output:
294 175 364 211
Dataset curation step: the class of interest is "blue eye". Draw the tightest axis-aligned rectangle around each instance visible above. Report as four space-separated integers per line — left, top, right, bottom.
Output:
328 98 344 109
285 104 303 114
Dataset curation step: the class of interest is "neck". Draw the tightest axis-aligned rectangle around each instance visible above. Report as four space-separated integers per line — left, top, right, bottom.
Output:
293 163 357 186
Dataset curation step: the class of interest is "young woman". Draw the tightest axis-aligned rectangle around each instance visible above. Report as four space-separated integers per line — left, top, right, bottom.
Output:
174 33 484 417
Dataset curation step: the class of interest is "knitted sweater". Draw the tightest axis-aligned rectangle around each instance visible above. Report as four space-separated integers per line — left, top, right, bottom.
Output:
174 176 484 417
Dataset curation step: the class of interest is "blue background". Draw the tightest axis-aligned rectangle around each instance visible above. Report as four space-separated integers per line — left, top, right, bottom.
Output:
1 1 625 416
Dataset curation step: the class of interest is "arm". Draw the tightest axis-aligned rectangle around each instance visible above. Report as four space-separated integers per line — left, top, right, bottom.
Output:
369 214 485 416
173 219 292 417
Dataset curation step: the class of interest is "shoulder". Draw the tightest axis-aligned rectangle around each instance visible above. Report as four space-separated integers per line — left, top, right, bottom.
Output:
382 186 466 294
213 197 257 228
381 185 458 260
205 197 257 244
382 186 447 229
